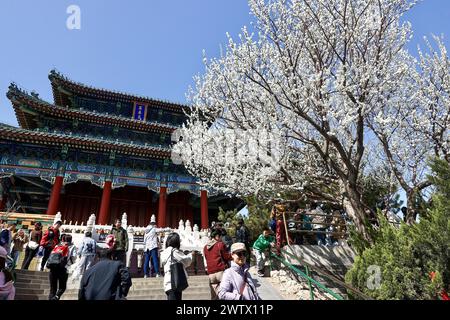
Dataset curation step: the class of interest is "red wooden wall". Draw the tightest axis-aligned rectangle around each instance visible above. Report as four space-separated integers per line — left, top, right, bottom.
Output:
58 182 195 227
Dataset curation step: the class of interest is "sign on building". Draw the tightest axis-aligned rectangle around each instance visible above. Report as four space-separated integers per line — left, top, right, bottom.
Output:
133 102 148 121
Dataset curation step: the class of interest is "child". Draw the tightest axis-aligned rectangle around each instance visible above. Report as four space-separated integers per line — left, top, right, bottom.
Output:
252 227 275 277
46 234 77 300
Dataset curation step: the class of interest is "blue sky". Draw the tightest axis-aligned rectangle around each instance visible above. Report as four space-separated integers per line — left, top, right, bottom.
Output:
0 0 448 216
0 0 449 127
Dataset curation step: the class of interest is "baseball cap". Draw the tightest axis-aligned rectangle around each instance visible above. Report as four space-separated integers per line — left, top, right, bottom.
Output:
230 242 246 254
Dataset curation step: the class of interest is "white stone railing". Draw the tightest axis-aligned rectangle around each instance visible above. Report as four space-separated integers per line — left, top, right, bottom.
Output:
54 211 211 269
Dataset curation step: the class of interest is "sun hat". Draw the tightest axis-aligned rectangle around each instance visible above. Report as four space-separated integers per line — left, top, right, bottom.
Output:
230 242 246 254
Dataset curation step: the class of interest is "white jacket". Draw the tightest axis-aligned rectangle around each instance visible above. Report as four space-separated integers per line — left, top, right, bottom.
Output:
160 246 192 292
144 225 158 251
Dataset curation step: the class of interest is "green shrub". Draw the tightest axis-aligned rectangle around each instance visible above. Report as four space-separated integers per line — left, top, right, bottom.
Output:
345 159 450 300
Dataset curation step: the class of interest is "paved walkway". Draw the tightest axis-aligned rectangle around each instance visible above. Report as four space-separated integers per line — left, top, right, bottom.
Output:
249 269 285 300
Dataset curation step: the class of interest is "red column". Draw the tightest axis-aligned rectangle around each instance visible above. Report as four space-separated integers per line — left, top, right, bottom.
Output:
201 190 209 230
98 180 112 225
0 194 7 212
47 176 63 215
157 187 167 227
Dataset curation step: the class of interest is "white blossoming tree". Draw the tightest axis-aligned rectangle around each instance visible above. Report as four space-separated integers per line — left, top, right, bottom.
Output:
174 0 449 240
367 35 450 223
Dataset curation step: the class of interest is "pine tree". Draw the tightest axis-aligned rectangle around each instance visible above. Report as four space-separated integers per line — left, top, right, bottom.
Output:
345 159 450 300
217 195 272 244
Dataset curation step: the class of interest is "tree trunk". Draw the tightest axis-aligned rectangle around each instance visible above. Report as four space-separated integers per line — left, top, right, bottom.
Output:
406 189 418 225
342 182 373 244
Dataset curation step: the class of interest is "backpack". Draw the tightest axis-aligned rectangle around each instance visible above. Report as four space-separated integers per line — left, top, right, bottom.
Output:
105 234 115 249
46 245 68 269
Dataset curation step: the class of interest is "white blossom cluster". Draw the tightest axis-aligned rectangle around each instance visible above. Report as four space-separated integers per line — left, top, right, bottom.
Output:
174 0 449 232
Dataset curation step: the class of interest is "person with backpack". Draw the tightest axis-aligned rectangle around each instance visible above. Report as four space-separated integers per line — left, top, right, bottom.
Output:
203 230 231 299
46 234 76 300
78 248 132 300
0 246 15 300
111 219 128 264
39 220 62 271
77 231 97 276
160 232 192 300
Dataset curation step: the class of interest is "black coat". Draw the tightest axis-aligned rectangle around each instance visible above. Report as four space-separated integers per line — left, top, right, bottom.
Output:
235 225 250 244
78 260 132 300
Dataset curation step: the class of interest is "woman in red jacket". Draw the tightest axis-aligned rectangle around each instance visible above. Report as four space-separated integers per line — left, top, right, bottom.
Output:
203 230 232 299
39 221 62 271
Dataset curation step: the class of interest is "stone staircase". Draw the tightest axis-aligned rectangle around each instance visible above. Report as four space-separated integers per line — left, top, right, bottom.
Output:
13 269 211 300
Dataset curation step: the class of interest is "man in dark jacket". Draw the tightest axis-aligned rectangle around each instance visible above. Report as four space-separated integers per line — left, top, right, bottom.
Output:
78 249 132 300
111 219 128 264
203 230 232 299
235 218 251 257
0 220 11 252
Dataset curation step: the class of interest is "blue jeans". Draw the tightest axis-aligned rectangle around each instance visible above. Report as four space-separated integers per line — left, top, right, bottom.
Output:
316 228 327 245
11 250 20 265
144 248 159 276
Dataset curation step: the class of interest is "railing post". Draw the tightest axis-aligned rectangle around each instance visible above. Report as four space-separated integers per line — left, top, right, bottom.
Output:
305 265 314 300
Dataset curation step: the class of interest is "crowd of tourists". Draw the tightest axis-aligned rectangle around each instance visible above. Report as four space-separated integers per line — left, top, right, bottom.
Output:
1 209 306 301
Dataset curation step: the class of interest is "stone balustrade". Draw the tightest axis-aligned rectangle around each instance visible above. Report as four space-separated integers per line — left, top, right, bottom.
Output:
54 211 211 269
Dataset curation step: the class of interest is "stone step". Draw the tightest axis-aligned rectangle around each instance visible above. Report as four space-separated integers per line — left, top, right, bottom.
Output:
13 270 211 301
14 294 49 301
16 291 211 301
61 293 211 300
15 275 209 283
14 280 209 291
15 270 209 279
16 284 211 295
14 278 209 288
15 275 50 281
14 269 48 275
126 293 211 300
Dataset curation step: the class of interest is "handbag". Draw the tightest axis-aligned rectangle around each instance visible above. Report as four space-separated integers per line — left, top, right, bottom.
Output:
170 248 189 292
28 241 39 250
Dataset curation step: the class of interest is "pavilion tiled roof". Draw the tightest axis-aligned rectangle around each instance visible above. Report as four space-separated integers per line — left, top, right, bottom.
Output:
0 122 171 159
49 69 191 114
7 83 178 134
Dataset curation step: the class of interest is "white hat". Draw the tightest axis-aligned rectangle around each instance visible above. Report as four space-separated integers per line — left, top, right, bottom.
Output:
0 246 7 259
150 215 156 224
230 242 246 254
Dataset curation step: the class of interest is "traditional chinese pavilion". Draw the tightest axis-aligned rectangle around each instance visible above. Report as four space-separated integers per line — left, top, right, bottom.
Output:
0 70 244 229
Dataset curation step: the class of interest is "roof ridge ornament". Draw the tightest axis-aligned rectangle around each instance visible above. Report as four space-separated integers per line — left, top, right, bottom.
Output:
48 69 190 109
